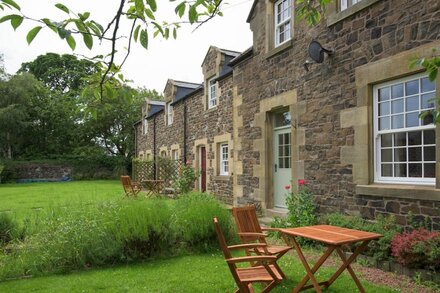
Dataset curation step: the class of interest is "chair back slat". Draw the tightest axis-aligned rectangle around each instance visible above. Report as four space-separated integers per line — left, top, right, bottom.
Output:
213 217 232 259
232 205 265 243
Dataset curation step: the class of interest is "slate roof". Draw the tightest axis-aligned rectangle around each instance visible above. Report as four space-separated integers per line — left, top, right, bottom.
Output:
146 103 165 119
172 80 202 104
229 47 253 67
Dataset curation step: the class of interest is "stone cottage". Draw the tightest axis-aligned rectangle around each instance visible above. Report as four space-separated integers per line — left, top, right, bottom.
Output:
135 0 440 230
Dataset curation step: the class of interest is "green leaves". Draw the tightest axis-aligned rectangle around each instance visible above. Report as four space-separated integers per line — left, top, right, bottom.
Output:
0 14 22 30
26 26 42 44
146 0 157 12
175 2 186 18
0 0 21 10
140 29 148 49
55 3 69 14
66 34 76 50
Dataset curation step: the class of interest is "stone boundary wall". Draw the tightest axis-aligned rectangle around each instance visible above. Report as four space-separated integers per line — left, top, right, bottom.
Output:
13 163 72 180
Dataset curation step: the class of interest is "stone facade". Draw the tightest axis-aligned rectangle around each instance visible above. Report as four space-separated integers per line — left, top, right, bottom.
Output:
135 0 440 229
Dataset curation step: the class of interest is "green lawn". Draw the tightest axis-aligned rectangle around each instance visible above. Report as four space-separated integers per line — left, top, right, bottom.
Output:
0 180 122 220
0 181 400 292
0 253 396 293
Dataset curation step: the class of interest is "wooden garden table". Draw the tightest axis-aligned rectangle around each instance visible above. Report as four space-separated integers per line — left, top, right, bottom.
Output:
142 179 164 197
281 225 382 293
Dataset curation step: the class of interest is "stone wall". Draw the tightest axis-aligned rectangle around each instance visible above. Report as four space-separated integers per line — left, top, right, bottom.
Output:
233 0 440 228
14 163 72 180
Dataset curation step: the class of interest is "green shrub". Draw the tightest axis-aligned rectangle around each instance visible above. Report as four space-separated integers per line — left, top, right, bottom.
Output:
324 213 402 261
0 213 19 246
174 165 198 194
172 192 234 251
270 185 318 245
0 194 233 280
110 199 174 260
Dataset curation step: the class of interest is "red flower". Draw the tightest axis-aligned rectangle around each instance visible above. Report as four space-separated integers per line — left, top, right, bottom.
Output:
298 179 305 185
284 185 291 190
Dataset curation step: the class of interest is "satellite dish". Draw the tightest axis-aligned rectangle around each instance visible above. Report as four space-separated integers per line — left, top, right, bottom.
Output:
308 40 333 64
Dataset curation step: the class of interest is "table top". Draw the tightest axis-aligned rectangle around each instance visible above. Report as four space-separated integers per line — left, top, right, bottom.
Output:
281 225 382 245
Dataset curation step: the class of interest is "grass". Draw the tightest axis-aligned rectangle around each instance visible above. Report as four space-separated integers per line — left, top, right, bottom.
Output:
0 181 401 292
0 180 122 220
0 252 397 293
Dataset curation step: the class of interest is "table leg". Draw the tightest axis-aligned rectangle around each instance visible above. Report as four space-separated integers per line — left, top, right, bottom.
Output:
325 240 370 293
291 237 335 293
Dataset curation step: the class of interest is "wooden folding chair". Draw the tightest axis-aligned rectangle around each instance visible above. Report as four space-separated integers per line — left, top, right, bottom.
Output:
120 175 142 197
213 217 283 293
232 205 292 278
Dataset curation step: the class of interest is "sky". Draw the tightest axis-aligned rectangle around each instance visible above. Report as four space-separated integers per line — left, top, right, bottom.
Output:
0 0 254 92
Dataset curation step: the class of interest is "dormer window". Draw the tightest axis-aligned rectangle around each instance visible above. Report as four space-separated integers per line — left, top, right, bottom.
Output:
340 0 362 11
167 102 173 126
274 0 292 47
208 77 217 109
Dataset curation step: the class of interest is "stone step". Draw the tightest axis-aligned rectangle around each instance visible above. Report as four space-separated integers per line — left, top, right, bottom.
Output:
264 208 288 219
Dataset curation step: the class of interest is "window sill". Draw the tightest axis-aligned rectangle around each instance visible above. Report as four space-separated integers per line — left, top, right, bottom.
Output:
356 184 440 202
265 40 293 59
327 0 381 27
214 175 231 181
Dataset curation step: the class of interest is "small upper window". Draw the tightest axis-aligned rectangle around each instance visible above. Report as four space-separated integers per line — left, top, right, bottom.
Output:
167 102 173 126
374 74 436 185
208 78 217 109
142 118 148 135
274 0 292 47
340 0 362 11
219 143 229 176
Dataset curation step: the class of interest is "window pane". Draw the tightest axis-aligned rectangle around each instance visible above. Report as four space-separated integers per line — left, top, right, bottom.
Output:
284 145 290 156
381 149 392 162
394 164 407 177
424 130 435 144
406 112 419 127
424 146 435 161
394 132 406 146
425 163 435 178
408 131 421 145
379 102 390 116
391 99 404 113
379 117 390 130
379 87 390 101
405 80 419 96
278 134 283 145
391 84 404 99
381 134 392 147
284 157 290 168
421 77 435 92
274 111 291 127
279 158 284 168
381 164 393 176
408 163 422 177
392 114 404 129
421 93 435 109
406 96 419 111
408 147 422 161
394 148 406 162
279 146 284 156
422 112 434 125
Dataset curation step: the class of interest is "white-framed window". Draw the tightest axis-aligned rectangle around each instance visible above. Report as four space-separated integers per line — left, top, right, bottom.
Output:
219 143 229 176
208 77 217 109
142 118 148 135
172 149 179 161
274 0 292 47
374 73 436 185
167 102 173 125
340 0 362 11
